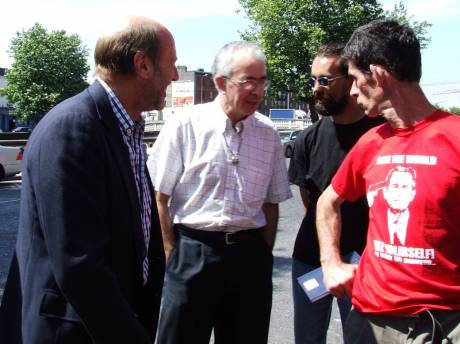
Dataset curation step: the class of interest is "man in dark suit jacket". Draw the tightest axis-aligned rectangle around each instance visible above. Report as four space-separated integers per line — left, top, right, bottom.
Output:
0 16 178 343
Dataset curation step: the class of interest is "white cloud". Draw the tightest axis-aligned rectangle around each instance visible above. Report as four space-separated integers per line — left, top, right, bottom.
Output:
383 0 460 22
0 0 243 68
155 0 241 18
2 0 241 35
408 0 460 21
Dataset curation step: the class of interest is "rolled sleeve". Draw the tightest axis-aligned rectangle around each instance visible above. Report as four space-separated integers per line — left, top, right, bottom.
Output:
147 117 184 196
265 139 292 204
331 145 365 202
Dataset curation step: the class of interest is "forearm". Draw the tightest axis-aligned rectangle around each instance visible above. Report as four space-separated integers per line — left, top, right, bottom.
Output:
316 185 357 297
262 202 279 250
316 185 343 267
154 191 175 260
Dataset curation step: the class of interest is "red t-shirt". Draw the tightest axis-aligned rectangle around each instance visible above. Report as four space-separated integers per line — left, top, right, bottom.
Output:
332 110 460 316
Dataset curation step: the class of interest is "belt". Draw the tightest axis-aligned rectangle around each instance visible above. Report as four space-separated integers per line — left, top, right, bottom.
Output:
176 224 262 245
414 310 445 344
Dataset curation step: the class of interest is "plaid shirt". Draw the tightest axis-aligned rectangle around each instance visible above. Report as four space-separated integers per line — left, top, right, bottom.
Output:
97 78 151 283
148 97 292 232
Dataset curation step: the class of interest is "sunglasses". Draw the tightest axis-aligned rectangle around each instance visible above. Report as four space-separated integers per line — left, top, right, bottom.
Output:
309 75 347 87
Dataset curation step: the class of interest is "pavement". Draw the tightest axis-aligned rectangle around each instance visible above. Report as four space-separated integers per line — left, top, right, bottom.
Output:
0 175 344 343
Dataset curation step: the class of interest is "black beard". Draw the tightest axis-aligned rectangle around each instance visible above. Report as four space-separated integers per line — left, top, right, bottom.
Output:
314 93 348 117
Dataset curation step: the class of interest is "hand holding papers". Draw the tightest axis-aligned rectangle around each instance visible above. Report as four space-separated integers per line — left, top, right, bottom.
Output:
297 251 361 302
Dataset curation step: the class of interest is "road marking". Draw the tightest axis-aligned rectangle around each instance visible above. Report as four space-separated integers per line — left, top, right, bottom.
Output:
0 199 20 204
0 180 22 186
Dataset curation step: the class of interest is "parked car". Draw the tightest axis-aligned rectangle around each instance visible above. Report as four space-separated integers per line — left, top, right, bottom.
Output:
0 145 23 180
12 126 32 133
278 131 292 144
282 130 302 158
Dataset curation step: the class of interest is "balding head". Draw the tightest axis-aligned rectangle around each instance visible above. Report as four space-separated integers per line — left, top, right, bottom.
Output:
95 16 171 75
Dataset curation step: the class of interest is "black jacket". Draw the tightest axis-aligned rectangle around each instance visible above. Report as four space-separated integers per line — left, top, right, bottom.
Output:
0 81 165 343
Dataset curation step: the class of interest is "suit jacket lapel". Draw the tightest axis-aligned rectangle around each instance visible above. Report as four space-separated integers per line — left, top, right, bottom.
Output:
87 81 146 266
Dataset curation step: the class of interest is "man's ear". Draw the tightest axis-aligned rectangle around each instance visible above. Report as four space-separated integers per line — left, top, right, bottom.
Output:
214 75 227 94
133 51 154 78
369 64 389 87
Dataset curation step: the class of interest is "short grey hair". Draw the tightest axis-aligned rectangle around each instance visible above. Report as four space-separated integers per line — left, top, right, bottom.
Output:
211 41 266 78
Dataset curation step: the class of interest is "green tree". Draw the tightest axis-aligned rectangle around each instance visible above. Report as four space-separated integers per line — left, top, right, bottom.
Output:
384 1 432 49
448 106 460 115
1 23 89 124
432 104 460 115
238 0 431 102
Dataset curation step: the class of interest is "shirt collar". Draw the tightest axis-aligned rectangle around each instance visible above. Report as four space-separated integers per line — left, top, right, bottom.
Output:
96 77 145 131
213 95 253 135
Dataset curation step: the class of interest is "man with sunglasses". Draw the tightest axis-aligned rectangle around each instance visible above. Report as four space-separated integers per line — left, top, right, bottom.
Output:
288 42 384 344
317 20 460 343
148 41 291 344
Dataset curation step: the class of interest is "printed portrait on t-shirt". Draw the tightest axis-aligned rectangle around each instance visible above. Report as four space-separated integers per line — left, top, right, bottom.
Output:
382 166 416 245
365 156 436 266
367 166 416 246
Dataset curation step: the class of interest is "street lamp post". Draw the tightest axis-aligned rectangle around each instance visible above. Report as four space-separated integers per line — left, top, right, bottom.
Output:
199 73 210 104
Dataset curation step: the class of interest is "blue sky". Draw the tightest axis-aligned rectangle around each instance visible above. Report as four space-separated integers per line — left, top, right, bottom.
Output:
1 0 459 107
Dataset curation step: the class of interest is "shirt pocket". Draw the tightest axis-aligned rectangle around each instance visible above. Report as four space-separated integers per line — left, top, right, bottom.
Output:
240 165 271 216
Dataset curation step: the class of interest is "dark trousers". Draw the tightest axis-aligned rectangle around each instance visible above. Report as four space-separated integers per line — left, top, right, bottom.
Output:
291 258 352 344
157 225 273 344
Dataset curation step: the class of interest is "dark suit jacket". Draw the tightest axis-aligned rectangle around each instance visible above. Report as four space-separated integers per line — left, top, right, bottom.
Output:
0 81 165 343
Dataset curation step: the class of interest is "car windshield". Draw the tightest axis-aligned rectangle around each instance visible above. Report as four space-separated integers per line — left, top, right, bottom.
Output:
279 132 291 140
291 130 301 140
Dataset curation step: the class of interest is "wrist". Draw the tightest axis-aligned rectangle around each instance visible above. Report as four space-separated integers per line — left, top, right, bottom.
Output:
320 251 342 267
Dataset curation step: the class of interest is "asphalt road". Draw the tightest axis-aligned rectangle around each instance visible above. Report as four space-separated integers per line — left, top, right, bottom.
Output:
270 184 343 344
0 174 344 343
0 176 21 300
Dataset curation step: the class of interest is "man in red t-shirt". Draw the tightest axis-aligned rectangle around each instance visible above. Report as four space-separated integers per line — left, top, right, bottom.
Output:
316 20 460 343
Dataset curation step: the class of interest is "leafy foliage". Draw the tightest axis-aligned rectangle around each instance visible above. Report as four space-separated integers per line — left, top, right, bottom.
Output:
238 0 431 102
384 1 432 49
1 23 89 124
448 106 460 115
238 0 384 100
433 104 460 115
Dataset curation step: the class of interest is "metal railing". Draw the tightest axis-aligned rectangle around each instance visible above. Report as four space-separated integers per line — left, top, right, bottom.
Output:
1 118 312 148
149 118 314 132
145 121 165 132
272 119 312 130
0 133 29 147
0 130 159 148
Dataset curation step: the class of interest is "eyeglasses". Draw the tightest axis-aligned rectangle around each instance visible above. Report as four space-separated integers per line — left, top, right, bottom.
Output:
223 77 271 92
309 75 347 87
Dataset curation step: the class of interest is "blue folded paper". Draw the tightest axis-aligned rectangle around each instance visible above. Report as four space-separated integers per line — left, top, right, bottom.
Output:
297 251 361 302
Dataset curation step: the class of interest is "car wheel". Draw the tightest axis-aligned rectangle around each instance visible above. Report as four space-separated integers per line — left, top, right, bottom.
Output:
285 146 293 158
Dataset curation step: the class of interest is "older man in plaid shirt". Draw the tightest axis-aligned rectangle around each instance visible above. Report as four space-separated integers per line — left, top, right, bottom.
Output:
148 41 291 344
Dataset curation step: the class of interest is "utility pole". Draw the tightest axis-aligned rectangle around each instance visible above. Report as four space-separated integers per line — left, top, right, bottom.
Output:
199 73 210 104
